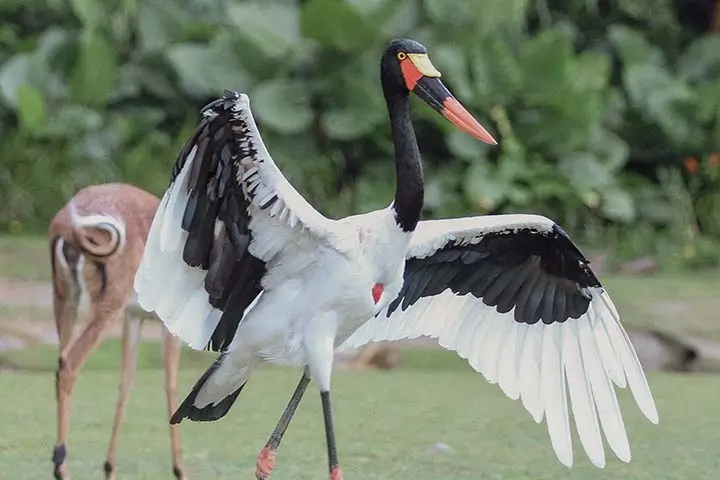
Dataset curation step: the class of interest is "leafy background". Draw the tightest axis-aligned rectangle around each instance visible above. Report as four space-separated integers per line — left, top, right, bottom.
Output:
0 0 719 270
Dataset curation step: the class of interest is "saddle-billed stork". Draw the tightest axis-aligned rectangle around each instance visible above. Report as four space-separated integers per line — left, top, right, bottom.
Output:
134 38 658 479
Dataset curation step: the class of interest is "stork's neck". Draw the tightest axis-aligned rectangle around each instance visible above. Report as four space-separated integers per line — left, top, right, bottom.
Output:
386 92 423 232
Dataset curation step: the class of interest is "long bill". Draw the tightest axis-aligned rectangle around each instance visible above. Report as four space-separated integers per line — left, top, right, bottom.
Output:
399 52 497 145
413 76 497 145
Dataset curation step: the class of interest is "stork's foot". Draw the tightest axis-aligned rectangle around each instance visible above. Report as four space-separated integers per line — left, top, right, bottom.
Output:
330 466 344 480
255 446 276 479
52 443 68 480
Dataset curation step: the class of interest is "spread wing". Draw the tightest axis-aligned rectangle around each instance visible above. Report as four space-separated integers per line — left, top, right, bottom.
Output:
134 90 338 351
340 214 658 469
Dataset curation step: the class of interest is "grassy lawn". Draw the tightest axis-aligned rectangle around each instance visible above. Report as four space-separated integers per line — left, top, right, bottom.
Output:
601 272 720 341
0 235 49 282
0 362 718 480
0 235 719 478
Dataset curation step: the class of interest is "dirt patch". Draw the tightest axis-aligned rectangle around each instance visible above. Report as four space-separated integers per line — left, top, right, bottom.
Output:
0 277 166 350
2 276 720 372
0 278 52 308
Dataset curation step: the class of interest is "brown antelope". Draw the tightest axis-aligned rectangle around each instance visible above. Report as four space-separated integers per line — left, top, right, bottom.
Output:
48 183 187 480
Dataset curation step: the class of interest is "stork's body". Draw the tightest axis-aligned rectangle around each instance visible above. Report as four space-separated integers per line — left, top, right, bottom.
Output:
196 207 409 398
135 38 657 480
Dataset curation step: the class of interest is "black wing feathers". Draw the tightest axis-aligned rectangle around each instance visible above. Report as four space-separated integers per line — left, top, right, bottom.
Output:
389 224 601 325
173 90 267 352
170 351 246 424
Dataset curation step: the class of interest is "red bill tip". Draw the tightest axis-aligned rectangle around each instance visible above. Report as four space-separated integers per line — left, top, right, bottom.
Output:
442 97 497 145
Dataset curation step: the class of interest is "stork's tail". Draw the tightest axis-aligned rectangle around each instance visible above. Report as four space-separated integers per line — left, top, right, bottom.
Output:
170 351 251 424
69 200 126 258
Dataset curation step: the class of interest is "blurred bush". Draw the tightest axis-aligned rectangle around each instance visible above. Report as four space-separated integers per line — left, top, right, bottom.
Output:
0 0 718 269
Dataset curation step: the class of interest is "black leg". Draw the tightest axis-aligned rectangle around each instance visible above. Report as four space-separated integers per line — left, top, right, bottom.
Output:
321 390 343 480
255 370 311 480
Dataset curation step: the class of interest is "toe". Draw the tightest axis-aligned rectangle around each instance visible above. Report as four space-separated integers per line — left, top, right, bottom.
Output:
255 447 276 479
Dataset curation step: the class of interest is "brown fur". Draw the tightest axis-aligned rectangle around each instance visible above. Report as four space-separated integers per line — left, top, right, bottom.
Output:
48 183 187 480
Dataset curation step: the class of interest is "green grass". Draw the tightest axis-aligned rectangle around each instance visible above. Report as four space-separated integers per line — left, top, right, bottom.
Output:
601 273 720 341
0 235 50 282
1 235 719 478
0 365 718 480
0 235 50 281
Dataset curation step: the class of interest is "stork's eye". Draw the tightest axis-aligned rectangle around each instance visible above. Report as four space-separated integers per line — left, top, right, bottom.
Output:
397 52 407 60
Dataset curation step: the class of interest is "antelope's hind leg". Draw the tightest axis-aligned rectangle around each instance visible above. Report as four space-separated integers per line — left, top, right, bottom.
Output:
104 313 142 479
51 238 81 480
163 327 188 479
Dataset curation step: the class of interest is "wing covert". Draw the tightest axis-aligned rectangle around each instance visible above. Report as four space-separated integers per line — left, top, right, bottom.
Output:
389 214 598 324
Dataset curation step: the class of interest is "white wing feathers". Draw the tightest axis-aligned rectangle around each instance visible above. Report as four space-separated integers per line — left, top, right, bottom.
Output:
225 94 335 239
134 91 337 350
340 214 658 469
134 144 222 349
406 214 556 259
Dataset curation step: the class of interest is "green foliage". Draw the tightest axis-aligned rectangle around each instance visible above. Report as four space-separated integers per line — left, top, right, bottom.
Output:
0 0 718 270
15 85 45 133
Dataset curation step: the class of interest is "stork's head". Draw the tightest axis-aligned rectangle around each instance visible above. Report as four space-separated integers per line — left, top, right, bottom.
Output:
380 38 497 145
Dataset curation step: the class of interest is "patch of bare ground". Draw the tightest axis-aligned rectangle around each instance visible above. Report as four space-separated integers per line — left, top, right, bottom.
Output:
1 276 719 373
0 277 166 350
